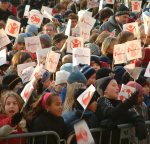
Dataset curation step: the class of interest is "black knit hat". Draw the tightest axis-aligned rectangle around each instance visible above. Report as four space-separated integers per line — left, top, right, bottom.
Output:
115 4 130 16
95 77 113 96
53 33 68 44
80 65 96 80
91 55 100 66
96 67 114 80
2 74 22 90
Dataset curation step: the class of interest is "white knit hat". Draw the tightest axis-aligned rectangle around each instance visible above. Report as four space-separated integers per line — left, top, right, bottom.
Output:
55 70 70 85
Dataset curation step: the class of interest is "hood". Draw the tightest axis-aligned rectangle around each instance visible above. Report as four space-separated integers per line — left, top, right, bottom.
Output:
108 16 119 27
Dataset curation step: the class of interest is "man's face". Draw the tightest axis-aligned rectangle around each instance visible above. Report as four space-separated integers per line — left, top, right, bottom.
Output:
1 2 10 10
116 14 129 25
43 25 55 37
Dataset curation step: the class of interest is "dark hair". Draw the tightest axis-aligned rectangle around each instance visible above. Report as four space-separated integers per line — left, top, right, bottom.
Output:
68 13 78 20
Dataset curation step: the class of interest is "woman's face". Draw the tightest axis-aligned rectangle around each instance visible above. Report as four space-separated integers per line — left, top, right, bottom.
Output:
143 85 150 96
106 40 118 54
104 79 119 100
87 73 96 86
47 96 62 117
5 96 19 117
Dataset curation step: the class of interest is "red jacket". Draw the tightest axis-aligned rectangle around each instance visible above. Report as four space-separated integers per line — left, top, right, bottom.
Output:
0 114 26 144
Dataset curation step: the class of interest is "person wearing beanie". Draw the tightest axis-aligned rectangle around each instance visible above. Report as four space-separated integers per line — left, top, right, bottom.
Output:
99 4 130 35
90 55 101 71
39 34 52 49
2 74 22 91
126 81 149 122
60 63 73 73
0 0 14 22
80 65 96 86
25 24 38 36
96 67 114 80
92 76 147 143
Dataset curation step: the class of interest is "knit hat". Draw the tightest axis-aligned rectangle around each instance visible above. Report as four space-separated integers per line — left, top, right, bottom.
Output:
95 77 113 96
2 74 22 90
115 4 130 16
15 33 28 44
41 70 52 83
25 25 38 35
39 34 52 47
84 43 100 56
80 65 96 80
60 63 73 73
55 70 70 85
53 33 68 44
126 81 144 96
96 67 114 80
19 52 32 64
99 56 112 65
90 55 100 65
67 71 87 84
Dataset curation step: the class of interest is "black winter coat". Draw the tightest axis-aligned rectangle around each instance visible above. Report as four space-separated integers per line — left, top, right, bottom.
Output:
29 110 66 144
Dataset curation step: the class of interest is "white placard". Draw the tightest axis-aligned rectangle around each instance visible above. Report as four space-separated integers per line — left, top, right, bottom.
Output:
0 49 7 66
144 62 150 77
113 43 127 64
65 19 71 36
126 40 142 61
67 36 83 53
99 0 104 11
41 6 52 18
143 12 150 35
28 12 43 28
25 36 42 53
87 0 99 8
131 1 142 13
24 5 30 18
36 48 51 65
80 27 91 42
17 62 36 77
106 0 115 4
73 48 90 66
0 29 11 48
5 18 20 37
123 22 140 38
72 27 80 37
45 51 61 73
74 120 95 144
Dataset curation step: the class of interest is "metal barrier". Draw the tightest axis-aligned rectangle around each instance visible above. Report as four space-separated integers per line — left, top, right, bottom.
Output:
0 131 67 144
67 121 150 144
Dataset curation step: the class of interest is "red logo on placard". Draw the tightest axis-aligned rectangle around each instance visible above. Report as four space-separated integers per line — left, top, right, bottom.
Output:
31 14 40 24
82 91 91 105
8 22 19 34
76 128 88 141
126 25 136 33
133 2 140 10
71 39 81 49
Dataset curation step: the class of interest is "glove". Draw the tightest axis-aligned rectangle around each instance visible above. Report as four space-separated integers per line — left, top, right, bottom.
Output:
11 112 23 126
135 121 147 140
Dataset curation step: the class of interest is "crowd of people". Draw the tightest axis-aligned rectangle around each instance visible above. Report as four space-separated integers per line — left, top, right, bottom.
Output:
0 0 150 144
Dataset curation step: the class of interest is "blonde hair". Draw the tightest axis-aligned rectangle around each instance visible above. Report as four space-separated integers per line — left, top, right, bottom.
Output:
63 82 84 112
1 91 24 114
101 36 117 55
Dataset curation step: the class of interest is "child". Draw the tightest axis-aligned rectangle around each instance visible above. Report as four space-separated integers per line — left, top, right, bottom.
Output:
0 91 26 144
27 92 66 144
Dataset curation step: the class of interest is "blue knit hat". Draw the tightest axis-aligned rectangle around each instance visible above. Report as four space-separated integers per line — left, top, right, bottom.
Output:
41 70 52 83
25 25 38 35
15 33 28 44
80 65 96 80
67 71 87 84
60 63 73 73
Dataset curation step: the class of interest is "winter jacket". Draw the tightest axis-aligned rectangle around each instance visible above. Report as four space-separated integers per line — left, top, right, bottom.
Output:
29 110 66 144
99 16 122 36
0 114 26 144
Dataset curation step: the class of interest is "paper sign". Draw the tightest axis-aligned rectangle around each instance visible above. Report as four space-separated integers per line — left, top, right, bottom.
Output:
24 5 30 18
87 0 99 9
17 62 36 77
126 40 142 61
144 62 150 77
74 120 95 144
113 43 127 64
106 0 115 4
73 48 90 66
99 0 104 11
123 22 140 38
143 12 150 35
65 19 71 36
124 64 142 80
21 81 34 102
45 51 61 72
5 18 20 37
36 48 51 65
80 27 91 42
78 10 92 18
41 6 52 18
25 36 42 53
131 1 142 13
0 49 7 66
20 66 35 83
28 12 43 28
0 29 11 48
67 36 83 53
118 84 136 101
77 85 95 109
79 14 96 30
72 27 80 37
